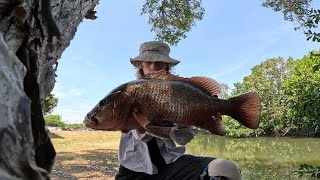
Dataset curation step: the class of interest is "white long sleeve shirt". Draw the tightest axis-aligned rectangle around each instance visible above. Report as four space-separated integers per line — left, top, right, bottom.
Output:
118 126 198 175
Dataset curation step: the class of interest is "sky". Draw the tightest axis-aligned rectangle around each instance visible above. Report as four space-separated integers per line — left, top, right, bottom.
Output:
52 1 320 124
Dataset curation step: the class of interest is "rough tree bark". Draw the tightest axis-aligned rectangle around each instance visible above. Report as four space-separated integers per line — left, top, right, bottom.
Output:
0 0 98 179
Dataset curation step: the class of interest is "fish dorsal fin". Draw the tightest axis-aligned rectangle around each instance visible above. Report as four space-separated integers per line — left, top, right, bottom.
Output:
187 76 220 96
143 70 220 96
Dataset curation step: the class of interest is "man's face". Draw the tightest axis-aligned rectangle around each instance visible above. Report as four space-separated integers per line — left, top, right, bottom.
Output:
142 61 168 75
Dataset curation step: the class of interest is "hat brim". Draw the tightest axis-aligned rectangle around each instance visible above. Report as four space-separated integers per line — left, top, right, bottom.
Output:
130 52 180 67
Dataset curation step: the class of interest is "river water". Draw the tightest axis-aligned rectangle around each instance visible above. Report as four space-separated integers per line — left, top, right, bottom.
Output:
185 135 320 179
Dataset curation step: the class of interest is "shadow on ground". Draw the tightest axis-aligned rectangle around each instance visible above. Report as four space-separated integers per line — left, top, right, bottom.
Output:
51 149 118 179
49 131 64 139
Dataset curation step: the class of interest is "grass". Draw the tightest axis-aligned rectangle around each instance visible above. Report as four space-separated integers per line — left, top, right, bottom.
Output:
50 130 121 180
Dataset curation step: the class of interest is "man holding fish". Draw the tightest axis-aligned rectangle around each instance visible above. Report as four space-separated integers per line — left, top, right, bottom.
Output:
85 41 261 179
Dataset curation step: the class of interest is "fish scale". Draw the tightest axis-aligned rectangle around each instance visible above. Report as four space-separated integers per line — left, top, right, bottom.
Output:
125 80 220 124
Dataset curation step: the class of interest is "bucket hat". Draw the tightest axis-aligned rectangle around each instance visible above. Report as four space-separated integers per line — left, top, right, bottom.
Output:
130 41 180 67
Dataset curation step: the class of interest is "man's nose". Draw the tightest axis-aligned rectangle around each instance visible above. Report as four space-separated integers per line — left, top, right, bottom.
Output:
149 62 156 69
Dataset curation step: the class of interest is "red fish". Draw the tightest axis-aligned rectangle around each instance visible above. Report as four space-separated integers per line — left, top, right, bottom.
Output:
84 72 261 138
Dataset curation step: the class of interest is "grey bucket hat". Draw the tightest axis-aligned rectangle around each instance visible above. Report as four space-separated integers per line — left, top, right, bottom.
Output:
130 41 180 67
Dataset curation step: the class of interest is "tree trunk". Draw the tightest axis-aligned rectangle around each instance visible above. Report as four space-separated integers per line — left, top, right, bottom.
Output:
0 0 98 179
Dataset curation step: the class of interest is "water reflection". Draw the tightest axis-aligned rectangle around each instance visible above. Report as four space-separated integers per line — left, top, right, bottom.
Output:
186 135 320 180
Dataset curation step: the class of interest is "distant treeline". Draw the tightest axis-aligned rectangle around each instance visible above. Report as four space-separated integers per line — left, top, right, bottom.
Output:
44 114 85 129
218 50 320 138
64 123 85 129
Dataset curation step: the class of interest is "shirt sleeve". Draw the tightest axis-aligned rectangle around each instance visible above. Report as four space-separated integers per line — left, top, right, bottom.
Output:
169 125 198 145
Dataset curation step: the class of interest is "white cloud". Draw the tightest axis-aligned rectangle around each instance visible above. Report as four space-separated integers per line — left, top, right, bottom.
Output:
70 54 97 68
254 23 292 45
84 59 97 68
210 23 292 80
51 84 91 124
52 84 66 98
52 102 93 124
210 58 250 78
52 84 86 98
69 88 84 96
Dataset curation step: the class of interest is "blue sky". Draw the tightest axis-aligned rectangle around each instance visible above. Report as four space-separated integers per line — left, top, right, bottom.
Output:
52 1 320 124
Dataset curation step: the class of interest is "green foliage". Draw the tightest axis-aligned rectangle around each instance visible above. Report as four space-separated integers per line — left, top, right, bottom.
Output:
230 57 294 136
45 114 65 127
141 0 204 45
262 0 320 42
294 164 320 179
42 93 58 115
64 123 85 129
305 9 320 42
283 50 320 135
223 117 260 138
227 50 320 137
262 0 312 22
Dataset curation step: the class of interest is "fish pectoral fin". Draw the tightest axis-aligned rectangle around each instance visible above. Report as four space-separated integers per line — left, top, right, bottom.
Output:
137 127 146 134
132 108 172 138
145 124 172 139
132 110 150 129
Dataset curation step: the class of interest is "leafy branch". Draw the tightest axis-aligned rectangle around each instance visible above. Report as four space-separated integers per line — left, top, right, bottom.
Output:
141 0 204 45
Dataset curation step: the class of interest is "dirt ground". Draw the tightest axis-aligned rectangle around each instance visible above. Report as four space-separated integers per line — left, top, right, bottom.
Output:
49 130 121 180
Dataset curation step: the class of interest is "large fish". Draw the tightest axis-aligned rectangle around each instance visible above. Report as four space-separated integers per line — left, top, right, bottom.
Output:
84 72 261 138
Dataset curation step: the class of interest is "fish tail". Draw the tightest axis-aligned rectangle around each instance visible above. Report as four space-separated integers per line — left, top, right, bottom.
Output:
219 92 261 129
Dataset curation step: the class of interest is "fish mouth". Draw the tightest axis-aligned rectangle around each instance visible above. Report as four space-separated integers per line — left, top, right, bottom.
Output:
83 112 127 131
83 116 115 131
83 116 99 128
